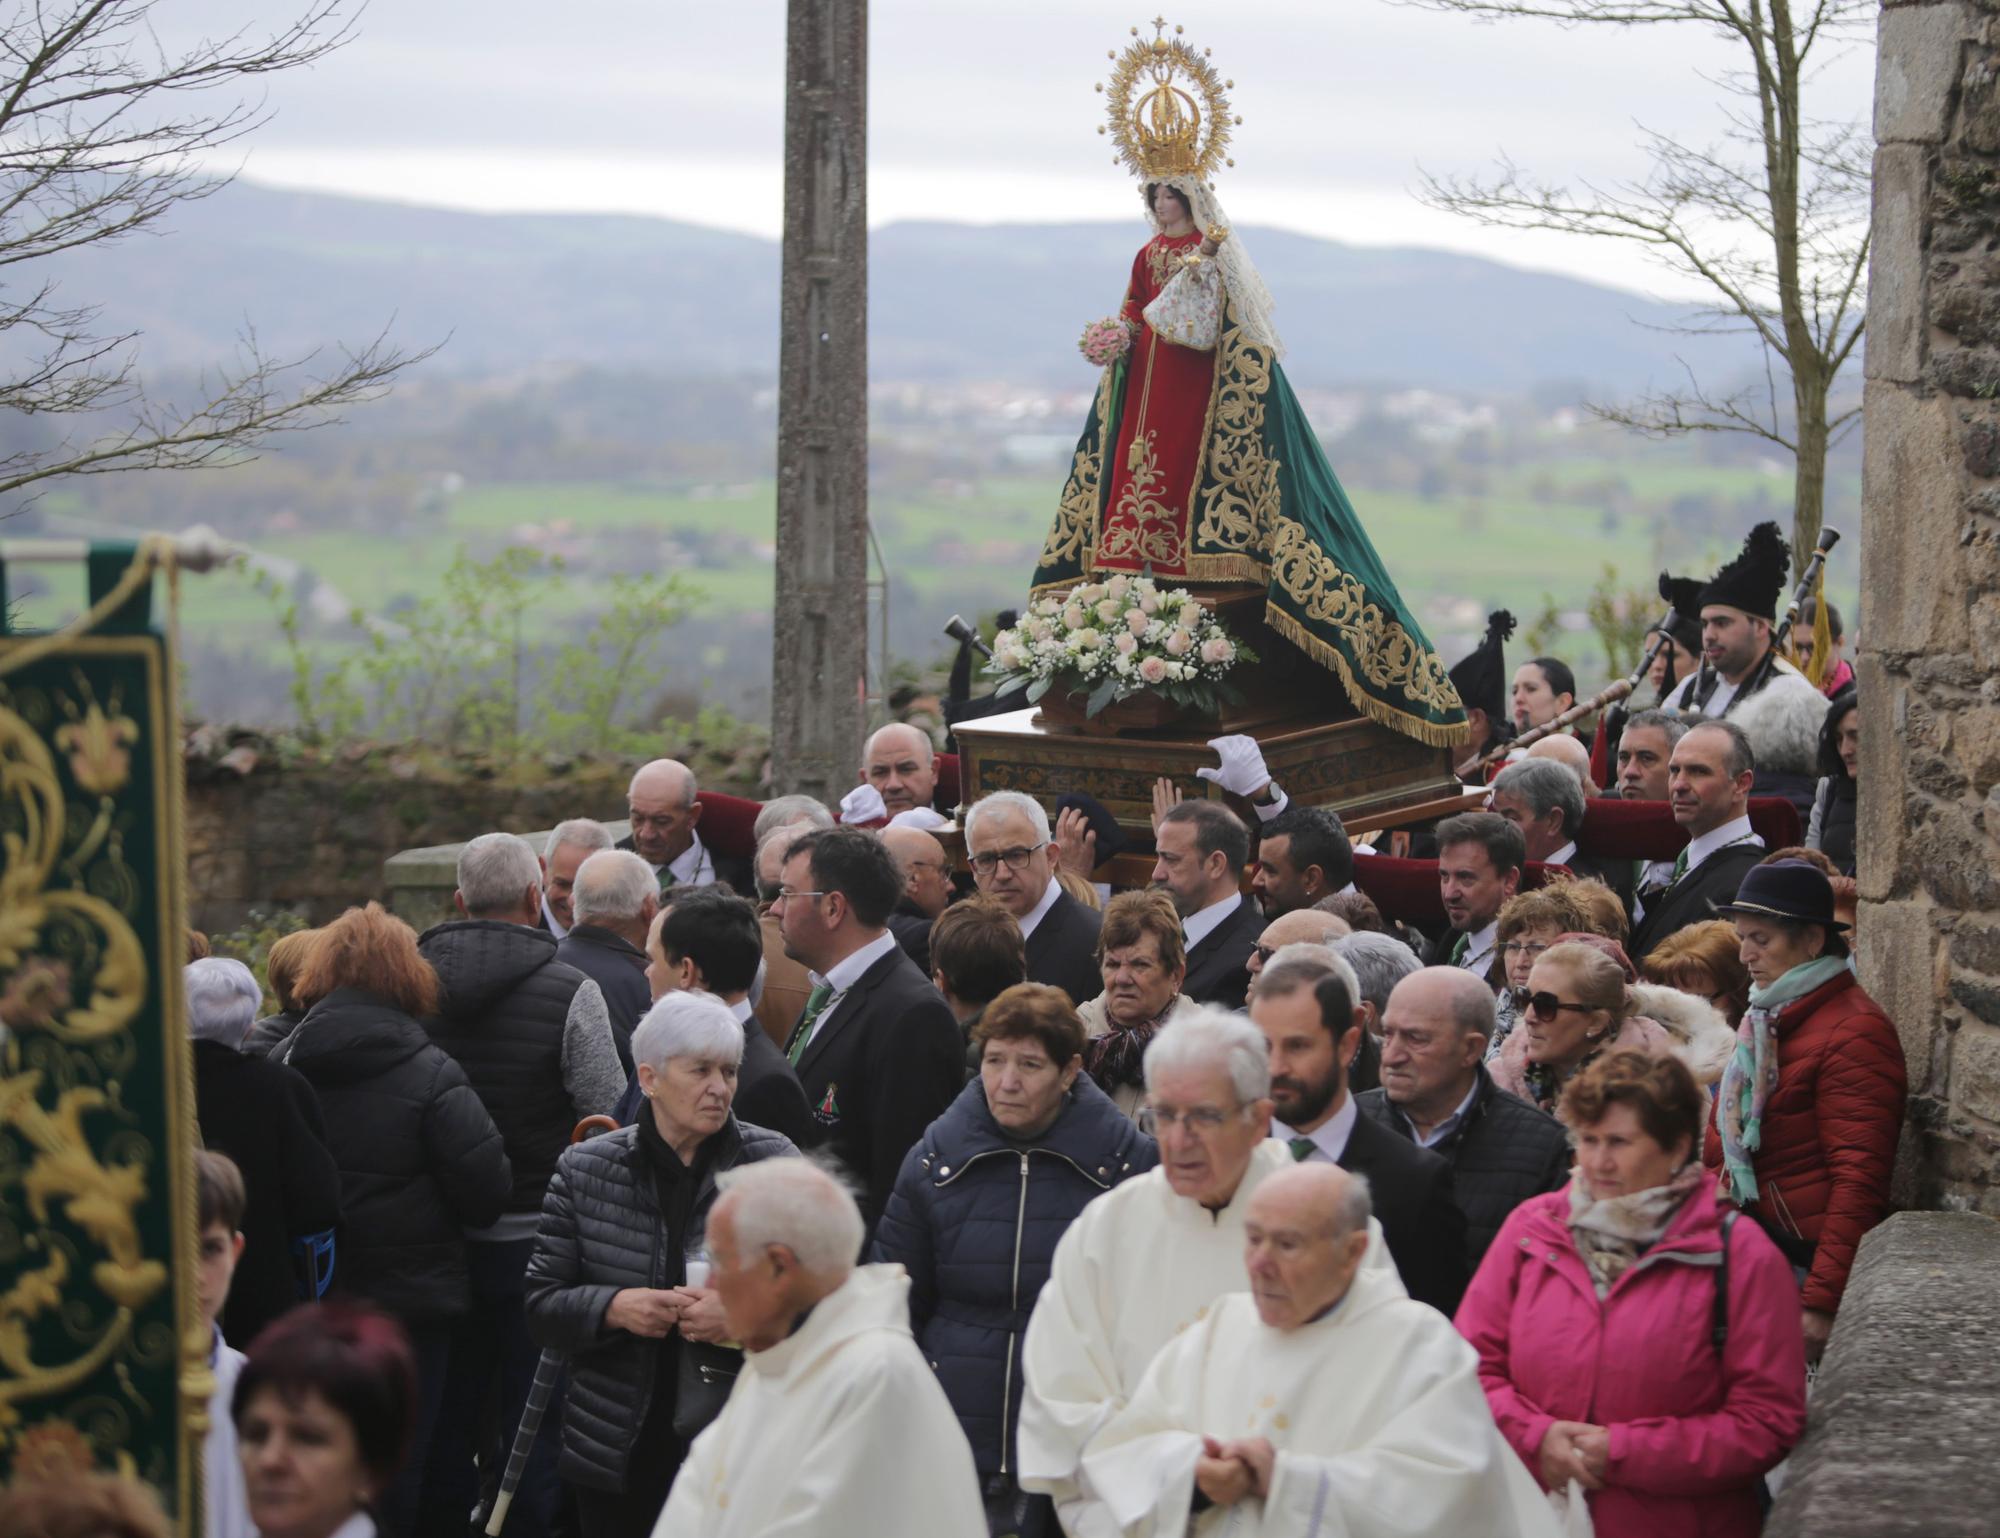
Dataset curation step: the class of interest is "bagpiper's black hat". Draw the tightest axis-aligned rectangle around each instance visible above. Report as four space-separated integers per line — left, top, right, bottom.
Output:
1448 610 1515 722
1651 571 1705 655
1698 522 1791 623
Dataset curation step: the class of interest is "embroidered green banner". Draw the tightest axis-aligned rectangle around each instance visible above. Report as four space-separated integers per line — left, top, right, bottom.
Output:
0 543 203 1528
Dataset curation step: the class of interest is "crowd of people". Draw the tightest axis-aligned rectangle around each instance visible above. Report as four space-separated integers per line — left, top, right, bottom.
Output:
5 523 1908 1538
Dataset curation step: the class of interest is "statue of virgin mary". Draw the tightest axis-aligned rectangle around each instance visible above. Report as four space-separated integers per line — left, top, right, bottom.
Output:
1032 22 1467 748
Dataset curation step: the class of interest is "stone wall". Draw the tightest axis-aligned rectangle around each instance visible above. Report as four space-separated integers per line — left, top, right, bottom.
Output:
1861 0 2000 1212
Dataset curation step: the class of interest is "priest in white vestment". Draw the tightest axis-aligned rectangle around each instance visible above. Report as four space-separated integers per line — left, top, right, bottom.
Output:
1080 1164 1559 1538
1018 1008 1403 1538
653 1160 985 1538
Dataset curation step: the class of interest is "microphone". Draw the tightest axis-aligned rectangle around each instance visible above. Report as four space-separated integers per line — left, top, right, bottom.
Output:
943 614 993 661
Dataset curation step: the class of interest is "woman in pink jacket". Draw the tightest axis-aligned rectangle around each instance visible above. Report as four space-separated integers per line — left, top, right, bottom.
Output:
1455 1050 1806 1538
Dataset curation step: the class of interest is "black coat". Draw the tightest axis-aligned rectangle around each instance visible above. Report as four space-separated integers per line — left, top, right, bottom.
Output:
1180 895 1262 1011
868 1076 1158 1476
886 909 934 977
790 940 967 1228
240 1010 302 1058
279 988 511 1323
1629 842 1765 960
612 833 754 899
557 924 651 1076
524 1116 796 1491
193 1039 344 1347
1559 850 1637 914
1333 1109 1471 1316
1356 1067 1572 1268
1024 888 1104 1007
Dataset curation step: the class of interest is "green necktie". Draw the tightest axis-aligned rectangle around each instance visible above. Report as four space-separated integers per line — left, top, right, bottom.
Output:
657 865 677 897
1669 847 1691 887
787 983 834 1065
1288 1136 1316 1163
1449 933 1470 965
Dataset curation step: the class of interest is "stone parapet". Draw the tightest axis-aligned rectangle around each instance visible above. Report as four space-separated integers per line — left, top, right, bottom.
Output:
1766 1211 2000 1537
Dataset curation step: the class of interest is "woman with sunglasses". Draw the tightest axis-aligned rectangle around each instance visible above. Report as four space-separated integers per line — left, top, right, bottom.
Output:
1493 940 1674 1115
1457 1051 1807 1538
1484 887 1590 1066
1703 859 1906 1365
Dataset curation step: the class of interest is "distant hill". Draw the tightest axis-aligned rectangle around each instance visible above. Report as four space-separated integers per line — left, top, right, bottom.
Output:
50 179 1763 395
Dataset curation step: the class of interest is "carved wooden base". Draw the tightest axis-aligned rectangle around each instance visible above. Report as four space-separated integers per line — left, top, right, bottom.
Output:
952 704 1464 840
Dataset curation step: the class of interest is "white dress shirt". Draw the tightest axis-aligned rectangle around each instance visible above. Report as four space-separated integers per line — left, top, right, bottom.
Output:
1454 920 1499 976
663 830 719 888
1016 873 1064 941
1274 1094 1359 1165
1634 814 1762 925
540 894 570 940
1181 891 1242 952
800 929 899 1050
1663 669 1741 718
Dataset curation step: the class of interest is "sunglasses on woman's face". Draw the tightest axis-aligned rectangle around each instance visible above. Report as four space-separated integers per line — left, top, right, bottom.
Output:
1513 989 1595 1022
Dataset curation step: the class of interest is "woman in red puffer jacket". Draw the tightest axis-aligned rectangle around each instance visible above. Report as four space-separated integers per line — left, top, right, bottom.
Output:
1704 859 1907 1362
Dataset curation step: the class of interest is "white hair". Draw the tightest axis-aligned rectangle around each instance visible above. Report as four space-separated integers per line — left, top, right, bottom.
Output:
1254 944 1362 1013
754 795 834 844
1332 1170 1374 1238
1335 932 1424 1015
1143 1004 1271 1105
545 818 614 866
458 831 543 916
715 1159 863 1277
572 849 658 925
185 957 264 1048
964 790 1050 845
630 990 746 1075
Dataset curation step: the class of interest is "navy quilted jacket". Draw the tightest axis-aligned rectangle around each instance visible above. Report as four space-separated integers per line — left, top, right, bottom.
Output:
868 1075 1157 1477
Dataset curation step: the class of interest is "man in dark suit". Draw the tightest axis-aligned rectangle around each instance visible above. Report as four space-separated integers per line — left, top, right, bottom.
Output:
614 887 813 1147
774 827 965 1227
616 757 753 896
555 848 657 1076
1630 719 1766 959
881 824 954 977
1490 757 1635 913
965 791 1102 1006
1420 813 1522 993
1357 966 1571 1268
1153 800 1262 1010
538 818 613 938
1249 949 1470 1315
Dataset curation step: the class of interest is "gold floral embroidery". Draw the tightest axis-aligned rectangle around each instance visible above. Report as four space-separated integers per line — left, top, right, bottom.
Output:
1192 313 1281 556
1145 236 1181 290
1098 429 1185 569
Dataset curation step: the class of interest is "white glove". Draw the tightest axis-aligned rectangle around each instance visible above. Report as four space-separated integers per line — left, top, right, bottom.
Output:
1196 734 1272 796
888 807 951 832
839 784 889 825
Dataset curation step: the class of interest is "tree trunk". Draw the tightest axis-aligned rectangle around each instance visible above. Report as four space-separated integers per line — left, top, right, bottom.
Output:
1792 356 1828 570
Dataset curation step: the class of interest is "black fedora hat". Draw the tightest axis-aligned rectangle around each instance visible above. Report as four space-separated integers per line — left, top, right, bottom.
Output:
1715 859 1848 932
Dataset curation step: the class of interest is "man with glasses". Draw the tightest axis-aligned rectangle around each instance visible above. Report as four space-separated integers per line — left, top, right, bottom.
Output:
616 758 752 897
1357 967 1570 1268
881 823 954 976
1019 1009 1399 1537
775 827 963 1229
1249 948 1469 1315
965 791 1102 1007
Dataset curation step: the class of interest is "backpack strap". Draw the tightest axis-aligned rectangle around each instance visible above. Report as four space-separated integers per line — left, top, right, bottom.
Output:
1711 1210 1738 1351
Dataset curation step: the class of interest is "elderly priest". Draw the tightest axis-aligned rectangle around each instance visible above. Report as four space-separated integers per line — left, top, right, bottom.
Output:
652 1160 984 1537
1018 1009 1402 1538
1079 1163 1559 1538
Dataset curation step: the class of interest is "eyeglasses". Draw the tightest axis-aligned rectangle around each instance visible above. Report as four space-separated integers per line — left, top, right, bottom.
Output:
1250 943 1279 966
969 842 1047 874
1513 989 1596 1022
771 888 828 905
1500 941 1553 959
1138 1104 1241 1136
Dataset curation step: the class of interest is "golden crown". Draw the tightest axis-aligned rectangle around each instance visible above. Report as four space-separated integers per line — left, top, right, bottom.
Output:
1097 18 1239 183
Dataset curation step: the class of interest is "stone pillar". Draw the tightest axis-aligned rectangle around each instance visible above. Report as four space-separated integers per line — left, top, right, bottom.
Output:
770 0 868 803
1862 0 2000 1210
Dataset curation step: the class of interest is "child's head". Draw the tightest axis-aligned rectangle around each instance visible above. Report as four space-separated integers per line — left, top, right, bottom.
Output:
196 1148 247 1331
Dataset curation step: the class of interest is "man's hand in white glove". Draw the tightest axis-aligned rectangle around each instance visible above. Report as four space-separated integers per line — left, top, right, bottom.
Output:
1195 735 1288 821
839 784 888 825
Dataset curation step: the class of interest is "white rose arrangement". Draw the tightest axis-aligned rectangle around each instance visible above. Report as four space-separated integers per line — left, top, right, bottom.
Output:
989 572 1256 719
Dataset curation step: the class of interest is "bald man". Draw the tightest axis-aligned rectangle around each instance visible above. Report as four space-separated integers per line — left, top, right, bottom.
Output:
1355 967 1571 1266
1525 731 1598 792
616 758 751 896
860 723 940 817
880 824 953 976
1080 1163 1558 1538
1245 909 1352 986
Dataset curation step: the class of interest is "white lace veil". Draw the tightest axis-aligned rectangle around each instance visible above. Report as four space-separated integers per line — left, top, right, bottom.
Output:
1142 174 1284 359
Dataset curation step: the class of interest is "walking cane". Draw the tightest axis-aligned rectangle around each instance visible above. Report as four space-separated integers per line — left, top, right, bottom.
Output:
476 1114 622 1535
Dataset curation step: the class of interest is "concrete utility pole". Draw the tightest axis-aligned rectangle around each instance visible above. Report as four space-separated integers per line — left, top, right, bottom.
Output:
770 0 868 802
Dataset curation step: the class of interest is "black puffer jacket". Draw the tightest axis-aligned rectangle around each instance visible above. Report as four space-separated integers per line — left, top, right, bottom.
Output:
523 1116 797 1492
279 987 511 1322
421 919 597 1214
868 1076 1158 1477
240 1009 302 1058
1356 1066 1571 1267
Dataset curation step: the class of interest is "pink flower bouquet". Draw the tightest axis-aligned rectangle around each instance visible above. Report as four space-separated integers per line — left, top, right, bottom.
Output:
1077 317 1135 369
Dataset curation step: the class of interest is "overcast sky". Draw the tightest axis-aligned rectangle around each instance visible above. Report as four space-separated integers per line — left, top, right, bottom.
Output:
179 0 1875 300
